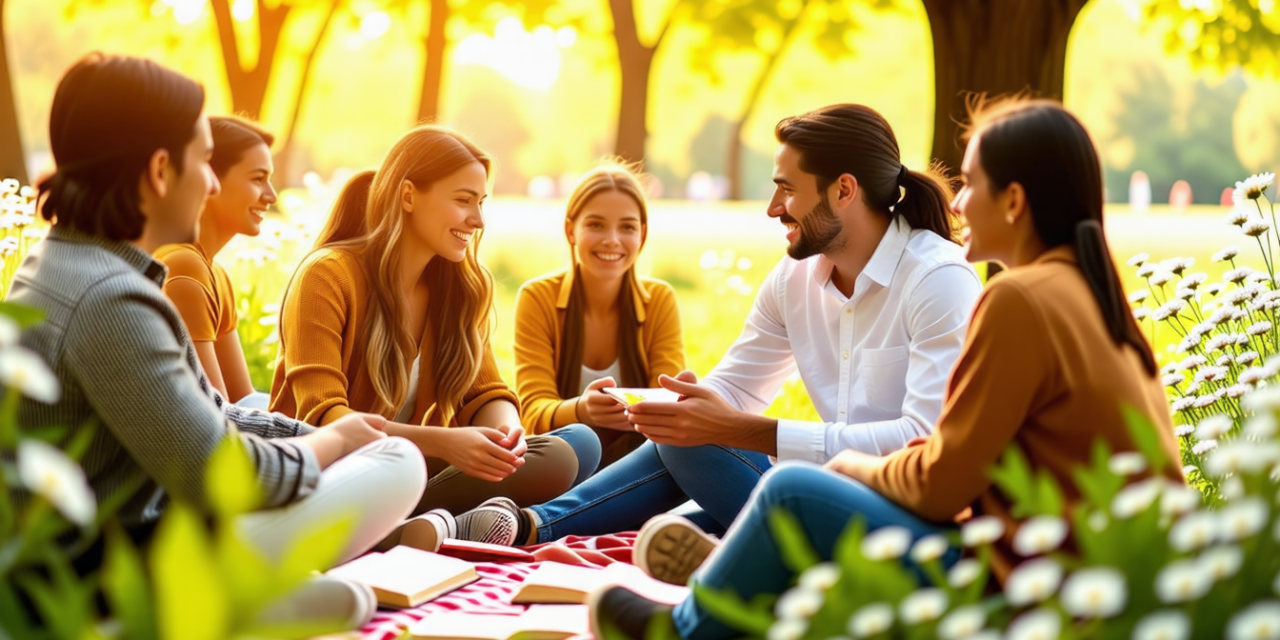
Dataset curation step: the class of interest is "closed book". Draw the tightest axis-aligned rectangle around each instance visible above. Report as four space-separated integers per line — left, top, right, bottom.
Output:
327 546 479 608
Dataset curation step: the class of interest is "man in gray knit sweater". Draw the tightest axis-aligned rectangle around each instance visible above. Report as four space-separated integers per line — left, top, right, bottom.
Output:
8 53 427 629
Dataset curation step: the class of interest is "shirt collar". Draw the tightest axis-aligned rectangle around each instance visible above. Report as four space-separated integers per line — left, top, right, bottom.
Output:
861 215 912 288
47 225 169 285
554 266 651 323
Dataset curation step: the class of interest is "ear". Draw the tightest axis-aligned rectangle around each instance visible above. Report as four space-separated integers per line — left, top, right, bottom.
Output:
834 173 859 209
399 179 416 214
142 148 171 200
564 218 576 246
1005 182 1029 225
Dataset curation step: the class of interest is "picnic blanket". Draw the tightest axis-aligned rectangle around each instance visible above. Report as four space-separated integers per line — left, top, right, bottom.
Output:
358 533 639 640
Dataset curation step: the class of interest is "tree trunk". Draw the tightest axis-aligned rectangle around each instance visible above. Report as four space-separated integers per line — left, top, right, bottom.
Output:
0 0 27 184
726 7 805 200
209 0 292 120
416 0 449 124
276 0 341 186
608 0 660 164
921 0 1087 176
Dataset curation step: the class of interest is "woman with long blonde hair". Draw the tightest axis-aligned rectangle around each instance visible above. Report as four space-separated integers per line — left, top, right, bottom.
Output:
514 160 684 466
271 126 600 542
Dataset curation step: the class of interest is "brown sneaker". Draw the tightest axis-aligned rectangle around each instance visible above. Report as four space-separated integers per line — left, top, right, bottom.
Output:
375 509 456 552
633 514 718 586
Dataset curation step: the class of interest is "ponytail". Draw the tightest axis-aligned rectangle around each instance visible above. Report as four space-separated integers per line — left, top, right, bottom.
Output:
1076 220 1157 375
896 161 962 244
314 170 374 249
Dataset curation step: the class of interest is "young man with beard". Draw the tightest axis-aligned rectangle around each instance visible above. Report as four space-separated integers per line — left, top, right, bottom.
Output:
453 105 981 570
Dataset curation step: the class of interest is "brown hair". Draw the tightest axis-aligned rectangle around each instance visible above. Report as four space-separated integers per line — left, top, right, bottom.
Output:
775 104 961 244
209 115 275 178
37 53 205 241
556 160 650 397
963 97 1157 376
305 126 494 422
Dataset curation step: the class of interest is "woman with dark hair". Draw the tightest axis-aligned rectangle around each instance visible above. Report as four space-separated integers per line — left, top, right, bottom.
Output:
155 115 276 407
589 98 1181 640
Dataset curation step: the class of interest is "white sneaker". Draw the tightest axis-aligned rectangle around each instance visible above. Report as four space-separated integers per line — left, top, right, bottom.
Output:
633 514 718 586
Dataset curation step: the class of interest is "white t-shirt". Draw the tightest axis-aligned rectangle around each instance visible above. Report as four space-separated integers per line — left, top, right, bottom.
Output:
580 359 622 395
393 356 421 423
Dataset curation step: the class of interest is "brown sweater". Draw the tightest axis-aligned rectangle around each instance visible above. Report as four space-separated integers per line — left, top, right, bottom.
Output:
269 248 518 427
863 246 1180 580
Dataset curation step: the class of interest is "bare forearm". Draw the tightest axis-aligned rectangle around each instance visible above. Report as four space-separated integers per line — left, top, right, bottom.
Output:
729 412 779 455
473 399 521 429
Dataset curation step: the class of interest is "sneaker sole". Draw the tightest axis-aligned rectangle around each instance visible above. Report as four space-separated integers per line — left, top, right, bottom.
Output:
634 514 718 586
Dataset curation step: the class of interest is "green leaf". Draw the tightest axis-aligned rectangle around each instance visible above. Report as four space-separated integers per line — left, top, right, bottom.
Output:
767 508 820 573
103 522 156 640
643 609 679 640
0 302 45 328
63 422 97 462
989 446 1037 515
1121 405 1170 476
272 513 356 597
1073 440 1124 511
151 503 228 640
0 580 42 639
215 522 274 617
1032 472 1065 517
691 583 774 635
207 436 263 517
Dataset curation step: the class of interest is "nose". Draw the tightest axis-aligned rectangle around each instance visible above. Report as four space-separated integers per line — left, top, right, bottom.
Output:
207 167 221 198
263 180 278 205
468 207 485 230
949 190 963 217
767 193 786 218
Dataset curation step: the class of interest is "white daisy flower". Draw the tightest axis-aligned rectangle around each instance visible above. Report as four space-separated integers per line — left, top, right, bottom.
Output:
1249 271 1275 286
1012 516 1069 556
1222 476 1245 501
17 439 96 527
1206 282 1226 296
1196 414 1234 440
1205 442 1253 476
1193 439 1219 455
1138 263 1159 278
1170 511 1219 552
1217 355 1234 367
1151 271 1175 287
1226 600 1280 640
1156 559 1213 603
1163 372 1187 386
1134 307 1152 321
1112 477 1164 519
1172 397 1197 412
1060 567 1127 619
766 617 807 640
862 526 912 561
1179 354 1209 370
775 586 824 621
1241 367 1268 385
1183 464 1199 477
909 534 949 564
1245 218 1273 237
1214 245 1242 262
1161 484 1203 517
1233 308 1250 322
937 605 986 640
1243 386 1280 411
1265 355 1280 377
1165 298 1188 313
847 603 893 638
1251 321 1275 336
1245 413 1278 439
1005 608 1061 640
1226 267 1256 284
1109 452 1148 476
1205 334 1235 353
0 347 60 404
1129 289 1151 303
1227 205 1253 226
1178 273 1208 290
1192 394 1218 409
898 589 947 626
1219 498 1269 542
1153 305 1175 321
1240 351 1261 365
961 516 1004 547
1235 172 1275 201
1134 610 1191 640
1162 362 1181 376
1225 288 1254 306
947 558 982 589
1005 558 1063 607
1164 257 1194 275
1175 288 1197 302
1201 544 1244 582
1174 423 1196 437
798 563 840 592
1088 510 1109 532
1128 252 1150 267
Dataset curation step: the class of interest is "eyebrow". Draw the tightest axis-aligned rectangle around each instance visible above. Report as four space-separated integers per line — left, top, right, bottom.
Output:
583 213 641 222
454 188 482 197
772 178 792 187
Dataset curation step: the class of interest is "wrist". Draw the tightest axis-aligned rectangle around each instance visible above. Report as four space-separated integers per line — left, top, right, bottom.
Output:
574 395 585 424
737 413 779 455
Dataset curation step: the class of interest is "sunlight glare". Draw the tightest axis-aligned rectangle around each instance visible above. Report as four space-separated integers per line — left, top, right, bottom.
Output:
454 18 563 90
360 11 391 41
170 0 203 25
232 0 254 22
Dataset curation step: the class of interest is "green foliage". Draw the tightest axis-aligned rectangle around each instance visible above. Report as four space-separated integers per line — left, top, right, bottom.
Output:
1142 0 1280 79
988 446 1064 518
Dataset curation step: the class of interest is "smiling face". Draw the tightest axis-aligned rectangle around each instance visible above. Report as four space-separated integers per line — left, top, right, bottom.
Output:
768 143 845 260
953 132 1016 264
204 142 275 238
567 189 645 280
401 160 488 263
148 114 220 247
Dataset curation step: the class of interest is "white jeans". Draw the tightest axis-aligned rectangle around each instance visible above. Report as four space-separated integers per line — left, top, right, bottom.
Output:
240 436 427 628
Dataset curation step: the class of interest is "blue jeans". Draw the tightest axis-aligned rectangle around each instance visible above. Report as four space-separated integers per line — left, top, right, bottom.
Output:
528 439 772 542
672 462 960 640
546 424 603 487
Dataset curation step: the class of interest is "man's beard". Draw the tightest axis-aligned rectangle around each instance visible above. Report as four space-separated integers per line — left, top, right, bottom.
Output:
786 194 845 260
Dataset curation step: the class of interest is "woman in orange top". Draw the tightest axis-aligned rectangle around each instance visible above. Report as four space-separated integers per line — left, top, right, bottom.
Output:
271 126 600 528
155 116 274 407
589 100 1182 640
515 161 684 466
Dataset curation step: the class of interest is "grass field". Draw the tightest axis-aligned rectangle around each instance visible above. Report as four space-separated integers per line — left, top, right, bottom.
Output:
222 196 1257 425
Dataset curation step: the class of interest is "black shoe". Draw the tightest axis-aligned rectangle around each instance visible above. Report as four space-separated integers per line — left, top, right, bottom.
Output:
588 586 675 640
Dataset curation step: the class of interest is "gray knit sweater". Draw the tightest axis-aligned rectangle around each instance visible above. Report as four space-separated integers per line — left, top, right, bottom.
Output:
7 226 319 531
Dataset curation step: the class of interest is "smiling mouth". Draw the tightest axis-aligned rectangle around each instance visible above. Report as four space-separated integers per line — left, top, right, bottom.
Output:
593 252 625 262
451 230 473 244
249 207 266 219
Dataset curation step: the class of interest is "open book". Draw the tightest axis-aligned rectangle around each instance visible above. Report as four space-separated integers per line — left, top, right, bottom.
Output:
510 561 689 605
408 605 589 640
326 546 479 608
602 387 682 406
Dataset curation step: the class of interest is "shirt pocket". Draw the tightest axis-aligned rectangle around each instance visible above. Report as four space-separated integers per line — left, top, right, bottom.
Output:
860 345 910 412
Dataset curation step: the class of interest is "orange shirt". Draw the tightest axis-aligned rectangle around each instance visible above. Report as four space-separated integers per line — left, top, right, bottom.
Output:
863 246 1181 581
154 243 238 342
269 247 517 427
514 269 685 435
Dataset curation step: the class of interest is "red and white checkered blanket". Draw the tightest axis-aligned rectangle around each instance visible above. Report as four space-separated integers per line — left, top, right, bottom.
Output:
359 533 638 640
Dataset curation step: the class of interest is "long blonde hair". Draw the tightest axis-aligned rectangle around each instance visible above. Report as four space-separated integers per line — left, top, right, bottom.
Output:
312 126 494 423
556 159 650 397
